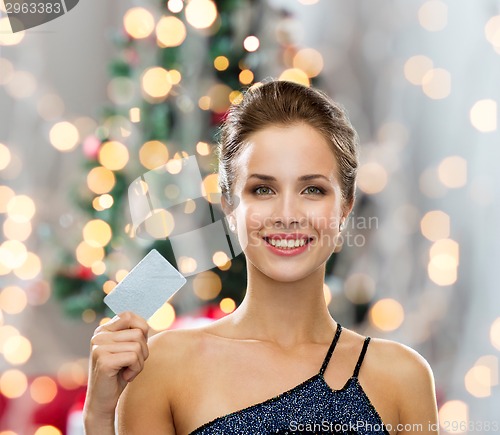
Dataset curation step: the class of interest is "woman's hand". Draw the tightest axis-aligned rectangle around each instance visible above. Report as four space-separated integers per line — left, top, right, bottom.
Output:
84 311 150 424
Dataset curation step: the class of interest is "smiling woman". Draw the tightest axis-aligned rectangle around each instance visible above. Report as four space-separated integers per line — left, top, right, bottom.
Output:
83 80 439 435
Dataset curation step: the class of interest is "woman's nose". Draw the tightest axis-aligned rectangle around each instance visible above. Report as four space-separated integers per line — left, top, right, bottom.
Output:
272 192 306 227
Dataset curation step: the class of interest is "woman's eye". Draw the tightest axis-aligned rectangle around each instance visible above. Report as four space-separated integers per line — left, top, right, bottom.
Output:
254 186 273 195
304 186 324 195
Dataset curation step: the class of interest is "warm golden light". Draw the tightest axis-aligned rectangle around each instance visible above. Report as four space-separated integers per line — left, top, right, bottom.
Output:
212 251 229 268
404 55 434 85
76 241 105 268
428 238 459 286
98 194 114 209
220 297 236 314
207 84 232 114
439 400 468 434
198 95 211 110
103 280 117 295
214 56 229 71
115 269 129 282
201 173 221 203
144 209 175 238
243 36 260 52
470 99 497 132
357 162 388 194
193 271 222 300
57 361 87 389
15 252 41 280
293 48 324 78
420 210 450 241
369 298 404 331
185 0 217 29
123 7 155 39
0 185 15 213
0 143 11 170
87 166 116 194
148 302 176 331
3 218 32 241
438 156 467 188
422 68 451 99
91 261 106 275
49 121 79 152
229 90 243 104
30 376 57 404
418 0 448 32
156 16 187 47
82 309 96 323
0 369 28 398
0 240 27 269
196 141 210 156
83 219 112 247
239 69 254 85
130 107 141 123
139 140 169 170
98 141 129 171
485 15 500 51
141 67 172 99
169 69 182 84
34 426 62 435
178 256 197 275
0 286 27 314
168 0 184 13
279 68 310 86
465 365 491 398
490 317 500 351
6 194 36 222
0 18 25 46
3 334 32 364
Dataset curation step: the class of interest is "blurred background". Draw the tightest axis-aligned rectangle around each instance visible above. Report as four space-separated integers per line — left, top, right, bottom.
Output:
1 0 499 433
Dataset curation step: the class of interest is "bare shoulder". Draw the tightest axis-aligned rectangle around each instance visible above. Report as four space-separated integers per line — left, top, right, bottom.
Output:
368 337 438 430
368 337 435 385
116 327 208 434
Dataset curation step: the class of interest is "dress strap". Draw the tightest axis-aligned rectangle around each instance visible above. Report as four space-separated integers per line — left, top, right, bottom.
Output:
352 336 371 378
318 323 342 376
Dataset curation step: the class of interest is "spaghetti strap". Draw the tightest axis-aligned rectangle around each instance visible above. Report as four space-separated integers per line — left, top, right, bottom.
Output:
318 323 342 376
352 336 371 378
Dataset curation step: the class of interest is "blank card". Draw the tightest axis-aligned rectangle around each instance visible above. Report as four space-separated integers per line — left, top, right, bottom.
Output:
103 249 187 320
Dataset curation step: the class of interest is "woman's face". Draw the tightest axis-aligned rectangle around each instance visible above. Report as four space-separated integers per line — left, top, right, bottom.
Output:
225 122 351 282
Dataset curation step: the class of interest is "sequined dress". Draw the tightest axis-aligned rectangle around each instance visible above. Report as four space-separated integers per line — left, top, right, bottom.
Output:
189 323 390 434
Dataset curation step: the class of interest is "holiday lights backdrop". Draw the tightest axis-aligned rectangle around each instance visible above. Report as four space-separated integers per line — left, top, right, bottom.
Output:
0 0 499 433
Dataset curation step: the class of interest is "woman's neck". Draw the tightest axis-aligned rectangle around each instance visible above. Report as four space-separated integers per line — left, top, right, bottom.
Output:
225 263 337 348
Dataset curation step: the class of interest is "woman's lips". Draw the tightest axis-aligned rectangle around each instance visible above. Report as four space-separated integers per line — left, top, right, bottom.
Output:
262 237 313 256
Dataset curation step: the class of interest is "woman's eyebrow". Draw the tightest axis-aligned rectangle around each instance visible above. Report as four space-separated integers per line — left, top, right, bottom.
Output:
247 173 332 183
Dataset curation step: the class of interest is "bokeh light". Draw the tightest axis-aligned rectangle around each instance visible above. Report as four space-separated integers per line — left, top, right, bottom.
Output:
123 7 155 39
139 140 169 170
438 156 467 188
76 241 105 268
83 219 112 247
470 99 497 132
0 286 27 314
0 143 11 170
49 121 80 152
148 302 176 331
156 16 187 47
357 162 388 194
293 48 323 78
0 369 28 398
30 376 57 404
0 17 25 46
87 166 116 194
4 217 32 241
220 297 236 314
418 0 448 32
243 36 260 52
185 0 217 29
214 56 229 71
420 210 450 241
0 185 15 213
98 140 129 171
369 298 404 331
438 400 468 434
428 238 459 286
3 335 32 365
422 68 451 99
6 194 35 222
404 55 434 85
141 67 172 99
193 271 222 300
279 68 310 86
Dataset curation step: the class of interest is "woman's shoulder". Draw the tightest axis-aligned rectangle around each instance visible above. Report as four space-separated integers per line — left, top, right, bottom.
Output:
366 335 436 398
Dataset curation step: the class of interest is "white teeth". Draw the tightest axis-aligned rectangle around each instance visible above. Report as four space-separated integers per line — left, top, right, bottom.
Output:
268 238 307 248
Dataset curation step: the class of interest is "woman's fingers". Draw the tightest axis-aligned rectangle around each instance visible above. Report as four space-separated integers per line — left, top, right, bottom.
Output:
96 311 150 339
91 328 149 360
